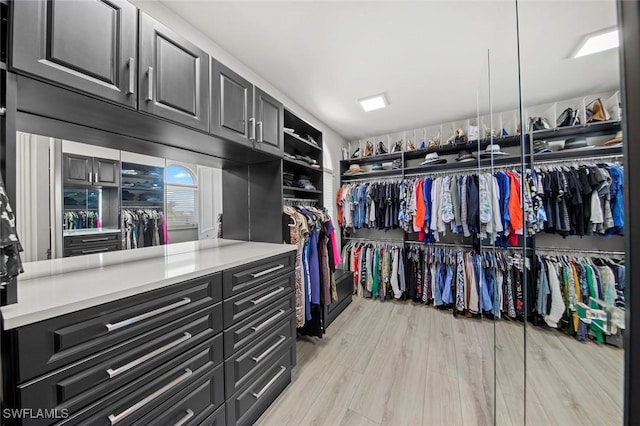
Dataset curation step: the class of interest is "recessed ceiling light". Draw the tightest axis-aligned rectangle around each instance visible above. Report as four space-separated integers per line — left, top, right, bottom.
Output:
359 93 388 112
573 28 619 58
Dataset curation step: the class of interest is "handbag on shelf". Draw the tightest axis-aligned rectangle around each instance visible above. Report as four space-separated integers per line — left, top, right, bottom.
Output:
364 141 374 157
556 108 581 128
528 116 552 132
586 98 611 123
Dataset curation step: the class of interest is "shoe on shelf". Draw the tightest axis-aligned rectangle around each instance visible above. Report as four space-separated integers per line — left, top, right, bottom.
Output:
364 141 374 157
406 139 416 150
391 140 403 152
351 147 360 158
377 141 388 155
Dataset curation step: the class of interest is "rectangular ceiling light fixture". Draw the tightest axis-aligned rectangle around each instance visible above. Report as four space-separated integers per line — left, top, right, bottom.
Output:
573 28 619 58
359 93 388 112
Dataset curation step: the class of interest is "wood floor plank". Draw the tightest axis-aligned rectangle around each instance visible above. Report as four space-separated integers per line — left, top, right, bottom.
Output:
349 302 410 423
257 296 624 426
299 364 364 426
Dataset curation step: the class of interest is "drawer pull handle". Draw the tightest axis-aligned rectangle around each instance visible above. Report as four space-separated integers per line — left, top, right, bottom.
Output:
252 335 286 363
174 409 195 426
251 366 287 399
108 368 192 425
106 297 191 332
81 247 110 254
250 287 285 305
106 332 192 378
251 309 286 332
250 264 285 278
146 66 154 102
81 237 110 243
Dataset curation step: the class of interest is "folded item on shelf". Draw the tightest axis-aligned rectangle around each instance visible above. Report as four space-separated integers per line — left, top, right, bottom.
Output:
122 190 135 201
305 135 319 146
420 152 447 165
293 179 316 190
371 164 383 171
284 127 295 133
533 139 552 154
284 152 296 160
294 154 318 165
480 144 509 157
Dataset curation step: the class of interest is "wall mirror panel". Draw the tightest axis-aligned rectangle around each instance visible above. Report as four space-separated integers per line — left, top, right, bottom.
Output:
516 2 624 424
15 132 223 261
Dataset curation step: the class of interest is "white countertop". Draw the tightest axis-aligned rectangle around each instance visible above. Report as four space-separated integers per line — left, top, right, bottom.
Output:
1 239 295 329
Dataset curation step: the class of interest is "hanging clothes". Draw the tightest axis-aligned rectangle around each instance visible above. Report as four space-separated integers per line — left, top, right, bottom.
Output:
0 174 24 284
121 209 166 250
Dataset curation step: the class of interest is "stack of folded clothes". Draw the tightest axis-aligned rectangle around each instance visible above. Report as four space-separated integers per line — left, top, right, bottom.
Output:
292 175 316 190
283 172 295 187
294 154 320 168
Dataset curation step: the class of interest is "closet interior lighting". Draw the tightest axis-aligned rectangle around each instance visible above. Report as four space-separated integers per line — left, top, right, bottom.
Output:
358 93 388 112
573 27 619 58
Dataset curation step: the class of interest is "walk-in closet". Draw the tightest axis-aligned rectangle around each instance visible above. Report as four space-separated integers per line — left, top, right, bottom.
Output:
0 0 638 425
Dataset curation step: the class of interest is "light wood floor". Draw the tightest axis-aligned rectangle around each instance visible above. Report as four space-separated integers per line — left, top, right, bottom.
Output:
256 297 624 426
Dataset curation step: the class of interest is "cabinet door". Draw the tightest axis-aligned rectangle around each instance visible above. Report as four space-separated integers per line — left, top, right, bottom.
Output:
211 60 254 147
139 13 210 132
93 158 120 187
254 86 283 156
12 0 137 108
63 154 93 186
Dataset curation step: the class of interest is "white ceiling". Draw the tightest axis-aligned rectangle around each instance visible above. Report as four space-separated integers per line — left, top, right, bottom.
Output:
158 0 619 141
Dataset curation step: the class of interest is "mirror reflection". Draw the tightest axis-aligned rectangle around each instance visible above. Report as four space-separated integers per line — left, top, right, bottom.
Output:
15 133 223 261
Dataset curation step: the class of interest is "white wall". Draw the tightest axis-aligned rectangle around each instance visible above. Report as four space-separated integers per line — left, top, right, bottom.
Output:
132 1 346 217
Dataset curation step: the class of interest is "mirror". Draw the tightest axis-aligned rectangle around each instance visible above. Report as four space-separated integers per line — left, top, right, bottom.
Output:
15 132 223 261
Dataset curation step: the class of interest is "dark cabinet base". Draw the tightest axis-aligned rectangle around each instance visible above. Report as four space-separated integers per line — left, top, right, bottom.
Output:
325 270 354 329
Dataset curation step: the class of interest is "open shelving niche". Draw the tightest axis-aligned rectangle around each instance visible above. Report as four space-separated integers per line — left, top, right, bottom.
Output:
282 109 324 205
339 90 624 261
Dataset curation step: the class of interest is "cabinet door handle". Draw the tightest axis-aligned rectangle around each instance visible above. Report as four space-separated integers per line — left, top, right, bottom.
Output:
251 366 287 399
88 172 93 184
108 368 192 425
174 409 195 426
81 247 110 254
146 66 154 102
257 121 264 143
250 287 285 306
251 309 286 332
81 237 110 243
0 107 5 116
250 264 285 278
94 172 99 183
249 117 256 140
127 57 135 95
106 332 191 378
106 297 191 332
252 335 286 363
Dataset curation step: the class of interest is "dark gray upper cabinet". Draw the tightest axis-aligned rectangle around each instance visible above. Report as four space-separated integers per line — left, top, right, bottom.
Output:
254 86 283 156
211 60 254 147
12 0 138 108
139 12 209 132
63 154 93 186
93 157 120 187
63 154 119 187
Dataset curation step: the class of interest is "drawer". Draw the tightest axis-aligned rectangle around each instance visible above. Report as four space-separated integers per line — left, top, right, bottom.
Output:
223 273 294 328
223 291 295 358
64 233 121 248
224 315 295 396
54 336 223 426
132 365 225 426
63 240 121 257
11 273 222 382
223 253 294 299
200 403 225 426
17 305 223 415
226 347 294 426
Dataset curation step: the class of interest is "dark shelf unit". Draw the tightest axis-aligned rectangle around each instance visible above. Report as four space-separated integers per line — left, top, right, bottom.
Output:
529 121 621 142
282 185 322 194
341 151 402 165
121 162 164 208
284 131 322 154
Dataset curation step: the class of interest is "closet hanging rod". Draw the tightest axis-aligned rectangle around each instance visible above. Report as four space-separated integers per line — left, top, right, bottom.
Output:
531 153 623 168
341 176 402 184
283 197 319 205
64 208 99 211
405 241 474 249
343 237 403 243
535 247 625 257
403 162 520 179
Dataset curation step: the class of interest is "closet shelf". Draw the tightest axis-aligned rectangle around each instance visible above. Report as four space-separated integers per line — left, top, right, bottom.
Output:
283 186 322 194
402 135 522 161
403 155 520 176
284 131 322 153
341 169 402 181
341 151 402 165
533 145 623 162
530 120 621 142
283 157 323 174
